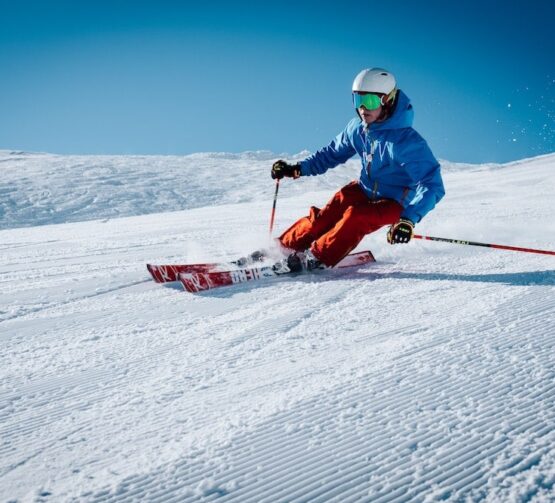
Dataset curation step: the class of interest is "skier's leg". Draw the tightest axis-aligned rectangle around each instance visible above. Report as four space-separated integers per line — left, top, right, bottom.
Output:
278 206 321 252
279 181 368 251
311 199 403 266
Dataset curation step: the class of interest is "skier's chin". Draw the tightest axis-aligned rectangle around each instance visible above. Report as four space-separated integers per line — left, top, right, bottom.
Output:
359 108 380 124
362 114 377 124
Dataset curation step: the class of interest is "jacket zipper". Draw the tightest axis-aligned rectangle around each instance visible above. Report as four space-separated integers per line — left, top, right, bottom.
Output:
364 127 378 199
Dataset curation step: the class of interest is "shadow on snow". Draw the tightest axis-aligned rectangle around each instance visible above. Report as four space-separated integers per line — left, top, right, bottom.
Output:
179 268 555 298
374 269 555 287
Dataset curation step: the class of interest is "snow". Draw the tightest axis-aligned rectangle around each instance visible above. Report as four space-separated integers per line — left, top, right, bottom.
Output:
1 149 554 502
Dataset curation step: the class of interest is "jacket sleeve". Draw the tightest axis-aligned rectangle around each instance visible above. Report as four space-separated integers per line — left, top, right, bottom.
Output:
397 139 445 224
299 122 357 176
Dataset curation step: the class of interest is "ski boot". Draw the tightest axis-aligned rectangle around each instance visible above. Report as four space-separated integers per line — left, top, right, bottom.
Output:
272 249 326 274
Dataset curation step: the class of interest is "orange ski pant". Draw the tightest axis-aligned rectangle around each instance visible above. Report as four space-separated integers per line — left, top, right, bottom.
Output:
279 181 403 267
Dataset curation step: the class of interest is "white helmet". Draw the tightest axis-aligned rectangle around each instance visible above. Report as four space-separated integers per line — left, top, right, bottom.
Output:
352 68 396 96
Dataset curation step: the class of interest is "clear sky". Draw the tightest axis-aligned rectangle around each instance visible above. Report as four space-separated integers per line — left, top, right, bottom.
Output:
1 0 553 163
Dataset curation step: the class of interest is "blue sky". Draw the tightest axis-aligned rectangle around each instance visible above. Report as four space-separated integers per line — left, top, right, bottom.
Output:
1 0 553 163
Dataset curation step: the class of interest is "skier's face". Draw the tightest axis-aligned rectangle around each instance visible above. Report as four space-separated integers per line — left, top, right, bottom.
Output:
358 105 382 124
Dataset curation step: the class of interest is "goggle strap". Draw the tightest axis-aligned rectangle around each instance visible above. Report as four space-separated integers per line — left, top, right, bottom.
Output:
385 88 397 103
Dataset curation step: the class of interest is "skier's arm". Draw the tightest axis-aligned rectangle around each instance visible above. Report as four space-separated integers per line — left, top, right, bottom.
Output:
387 162 444 245
401 160 445 224
394 136 445 224
299 123 357 176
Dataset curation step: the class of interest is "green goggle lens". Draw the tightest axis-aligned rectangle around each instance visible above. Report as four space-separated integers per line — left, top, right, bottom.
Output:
353 93 383 110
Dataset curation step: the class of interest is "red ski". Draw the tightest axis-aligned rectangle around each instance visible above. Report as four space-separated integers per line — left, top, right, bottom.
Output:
179 250 375 293
147 251 267 283
147 262 220 283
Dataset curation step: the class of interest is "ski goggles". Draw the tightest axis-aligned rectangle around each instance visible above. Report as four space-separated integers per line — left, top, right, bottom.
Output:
352 92 385 110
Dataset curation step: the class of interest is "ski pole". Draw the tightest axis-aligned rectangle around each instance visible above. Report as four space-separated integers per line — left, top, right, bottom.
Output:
413 234 555 256
269 178 280 236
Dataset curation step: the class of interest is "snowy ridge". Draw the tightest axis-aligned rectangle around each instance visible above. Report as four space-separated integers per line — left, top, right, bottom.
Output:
0 149 339 230
1 151 554 502
3 149 554 231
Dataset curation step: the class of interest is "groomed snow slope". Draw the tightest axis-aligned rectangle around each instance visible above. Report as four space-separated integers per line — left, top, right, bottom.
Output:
1 151 554 502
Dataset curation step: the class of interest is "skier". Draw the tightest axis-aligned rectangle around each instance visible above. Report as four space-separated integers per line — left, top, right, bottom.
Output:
271 67 445 272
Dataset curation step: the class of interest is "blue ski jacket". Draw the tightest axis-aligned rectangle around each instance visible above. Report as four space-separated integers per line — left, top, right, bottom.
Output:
299 90 445 224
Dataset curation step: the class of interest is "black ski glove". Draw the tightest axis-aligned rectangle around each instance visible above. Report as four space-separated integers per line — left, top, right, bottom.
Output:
271 160 301 180
387 218 415 244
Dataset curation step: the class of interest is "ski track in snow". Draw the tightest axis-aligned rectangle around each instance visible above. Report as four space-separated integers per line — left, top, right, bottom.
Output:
0 151 554 502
